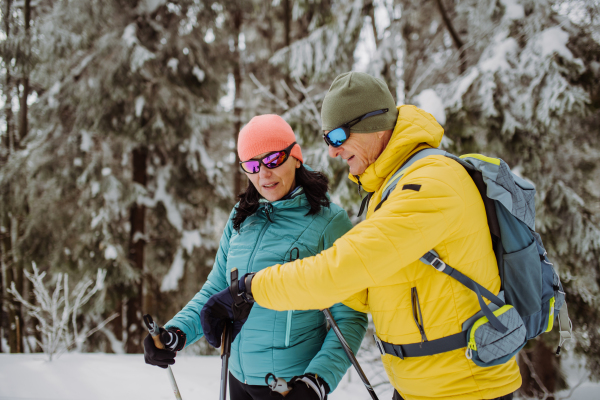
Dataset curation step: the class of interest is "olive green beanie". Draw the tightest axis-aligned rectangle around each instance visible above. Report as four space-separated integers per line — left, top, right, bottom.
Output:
321 72 399 133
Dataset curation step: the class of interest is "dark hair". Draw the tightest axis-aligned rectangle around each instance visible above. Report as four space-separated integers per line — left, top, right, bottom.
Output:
232 165 330 232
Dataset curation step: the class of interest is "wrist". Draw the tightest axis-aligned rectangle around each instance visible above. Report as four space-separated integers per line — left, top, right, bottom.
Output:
308 374 330 394
238 272 256 303
162 327 186 351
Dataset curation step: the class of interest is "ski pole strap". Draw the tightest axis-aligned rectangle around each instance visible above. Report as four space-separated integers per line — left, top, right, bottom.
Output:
420 251 508 333
374 331 467 359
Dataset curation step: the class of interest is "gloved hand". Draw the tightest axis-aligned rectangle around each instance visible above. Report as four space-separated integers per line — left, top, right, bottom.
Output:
286 374 329 400
200 273 255 348
143 327 186 369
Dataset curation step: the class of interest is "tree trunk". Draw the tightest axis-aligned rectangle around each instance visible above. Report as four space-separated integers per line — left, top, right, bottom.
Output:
125 146 147 353
3 0 14 152
435 0 466 74
283 0 290 48
2 214 23 353
232 9 243 199
18 0 31 144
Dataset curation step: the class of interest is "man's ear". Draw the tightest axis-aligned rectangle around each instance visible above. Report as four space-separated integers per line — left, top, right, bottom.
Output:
377 129 393 140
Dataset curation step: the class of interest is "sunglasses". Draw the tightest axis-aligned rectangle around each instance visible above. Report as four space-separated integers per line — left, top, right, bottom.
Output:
323 108 389 147
239 142 297 174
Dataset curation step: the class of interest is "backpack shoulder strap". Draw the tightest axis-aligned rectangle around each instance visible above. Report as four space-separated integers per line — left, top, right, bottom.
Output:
376 148 447 211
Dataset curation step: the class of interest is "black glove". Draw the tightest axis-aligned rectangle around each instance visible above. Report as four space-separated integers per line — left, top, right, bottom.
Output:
286 374 329 400
144 327 186 369
200 272 255 348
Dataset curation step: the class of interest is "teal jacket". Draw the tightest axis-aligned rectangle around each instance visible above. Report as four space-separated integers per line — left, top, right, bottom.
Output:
165 190 367 391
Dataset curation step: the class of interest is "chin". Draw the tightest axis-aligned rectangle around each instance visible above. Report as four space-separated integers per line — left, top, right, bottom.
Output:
261 192 283 202
349 166 366 176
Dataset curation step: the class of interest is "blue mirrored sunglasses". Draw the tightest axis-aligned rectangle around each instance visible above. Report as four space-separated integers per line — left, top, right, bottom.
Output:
323 108 389 148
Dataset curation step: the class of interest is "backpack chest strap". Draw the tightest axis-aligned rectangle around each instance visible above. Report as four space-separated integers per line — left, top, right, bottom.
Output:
421 251 508 333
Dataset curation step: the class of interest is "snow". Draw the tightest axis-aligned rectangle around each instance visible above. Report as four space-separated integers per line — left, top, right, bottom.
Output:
353 16 377 73
1 351 597 400
122 24 137 47
140 166 183 232
219 74 235 112
500 0 524 20
538 27 574 60
80 130 93 152
91 182 100 197
204 28 215 43
450 68 479 109
192 66 205 83
135 96 145 117
480 37 518 73
104 245 118 260
414 89 446 126
138 0 167 14
161 248 185 292
182 230 202 254
0 353 379 400
167 58 179 72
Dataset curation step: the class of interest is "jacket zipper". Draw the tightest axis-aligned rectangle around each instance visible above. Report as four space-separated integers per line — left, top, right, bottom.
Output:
285 310 293 347
411 287 428 343
285 247 299 348
238 209 272 383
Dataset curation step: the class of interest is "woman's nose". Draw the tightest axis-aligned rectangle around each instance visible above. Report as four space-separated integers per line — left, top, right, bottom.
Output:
258 165 272 178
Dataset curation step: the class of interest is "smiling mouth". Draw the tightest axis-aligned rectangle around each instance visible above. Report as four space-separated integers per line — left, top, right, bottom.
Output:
346 156 355 162
263 183 278 189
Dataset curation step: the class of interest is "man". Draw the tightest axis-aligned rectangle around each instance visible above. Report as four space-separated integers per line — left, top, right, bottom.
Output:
202 72 522 400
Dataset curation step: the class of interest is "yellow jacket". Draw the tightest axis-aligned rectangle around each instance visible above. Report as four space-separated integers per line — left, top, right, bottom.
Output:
253 105 522 399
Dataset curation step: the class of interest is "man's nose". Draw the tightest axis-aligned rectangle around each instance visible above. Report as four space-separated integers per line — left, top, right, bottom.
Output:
328 145 342 158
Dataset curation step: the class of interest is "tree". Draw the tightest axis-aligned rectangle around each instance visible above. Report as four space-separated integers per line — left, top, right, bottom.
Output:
0 0 234 353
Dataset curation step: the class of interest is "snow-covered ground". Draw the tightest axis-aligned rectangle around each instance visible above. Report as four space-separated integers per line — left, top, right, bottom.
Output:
0 353 389 400
0 352 596 400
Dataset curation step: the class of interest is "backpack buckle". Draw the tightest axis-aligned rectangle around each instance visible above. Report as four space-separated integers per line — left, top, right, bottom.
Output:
431 257 446 272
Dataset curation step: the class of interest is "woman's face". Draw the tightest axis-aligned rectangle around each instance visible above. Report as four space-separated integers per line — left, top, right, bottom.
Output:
245 153 301 202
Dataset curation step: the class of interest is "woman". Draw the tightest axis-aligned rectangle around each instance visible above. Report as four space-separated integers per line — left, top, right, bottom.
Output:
144 115 367 400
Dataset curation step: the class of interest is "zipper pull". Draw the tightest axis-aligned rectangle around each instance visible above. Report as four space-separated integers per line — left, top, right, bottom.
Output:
264 203 274 222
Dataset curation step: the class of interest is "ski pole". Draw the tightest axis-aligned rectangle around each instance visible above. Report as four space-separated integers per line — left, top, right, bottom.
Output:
219 267 240 400
322 308 379 400
220 321 233 400
143 314 183 400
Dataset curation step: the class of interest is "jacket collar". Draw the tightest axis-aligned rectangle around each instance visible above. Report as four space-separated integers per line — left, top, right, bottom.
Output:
348 105 444 193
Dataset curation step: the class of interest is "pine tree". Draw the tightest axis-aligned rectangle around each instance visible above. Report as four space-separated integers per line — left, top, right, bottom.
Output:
0 0 235 353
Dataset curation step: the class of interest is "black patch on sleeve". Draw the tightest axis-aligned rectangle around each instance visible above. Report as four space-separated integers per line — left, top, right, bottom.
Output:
402 184 421 192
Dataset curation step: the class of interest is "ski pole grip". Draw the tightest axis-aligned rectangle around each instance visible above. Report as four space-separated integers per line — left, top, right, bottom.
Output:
143 314 166 350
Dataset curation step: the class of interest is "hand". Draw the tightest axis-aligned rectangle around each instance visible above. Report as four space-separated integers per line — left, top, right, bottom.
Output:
200 273 255 348
285 374 329 400
143 327 186 368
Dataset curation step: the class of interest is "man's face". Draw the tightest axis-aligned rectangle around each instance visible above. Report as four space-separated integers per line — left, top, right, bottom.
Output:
327 131 385 176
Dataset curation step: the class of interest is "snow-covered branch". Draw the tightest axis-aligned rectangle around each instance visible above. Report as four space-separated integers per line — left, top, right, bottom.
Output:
7 263 107 361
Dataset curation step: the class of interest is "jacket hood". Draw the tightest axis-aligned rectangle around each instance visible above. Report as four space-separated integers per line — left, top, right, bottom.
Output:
349 105 444 193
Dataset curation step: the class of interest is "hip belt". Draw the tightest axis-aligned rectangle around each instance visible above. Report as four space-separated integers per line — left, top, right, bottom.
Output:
374 331 467 359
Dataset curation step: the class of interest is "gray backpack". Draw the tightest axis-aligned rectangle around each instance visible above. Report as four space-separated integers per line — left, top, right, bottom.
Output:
372 148 572 367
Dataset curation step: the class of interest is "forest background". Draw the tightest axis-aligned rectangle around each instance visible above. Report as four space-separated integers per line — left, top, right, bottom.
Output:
1 0 599 398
